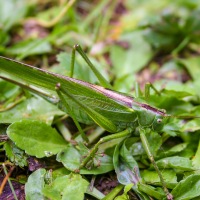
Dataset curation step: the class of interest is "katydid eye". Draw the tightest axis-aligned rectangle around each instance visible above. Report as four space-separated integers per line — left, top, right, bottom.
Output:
157 119 162 123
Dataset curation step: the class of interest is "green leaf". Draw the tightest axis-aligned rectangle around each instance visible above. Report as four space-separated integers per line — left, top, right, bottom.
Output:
0 0 28 31
110 31 153 92
157 143 188 159
56 144 81 171
120 140 140 171
0 96 64 124
123 137 140 152
51 167 71 179
162 119 180 137
5 39 52 59
156 156 193 171
179 57 200 82
142 11 194 54
43 174 89 200
128 142 145 156
113 74 136 93
4 140 28 167
138 183 165 200
35 6 64 22
111 31 153 78
7 120 68 158
172 174 200 200
0 80 20 102
113 142 140 187
182 119 200 132
145 131 162 156
25 168 46 200
162 89 193 98
141 170 177 188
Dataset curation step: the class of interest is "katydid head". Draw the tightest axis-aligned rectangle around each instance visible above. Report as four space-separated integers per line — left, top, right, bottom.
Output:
152 114 168 131
136 104 168 131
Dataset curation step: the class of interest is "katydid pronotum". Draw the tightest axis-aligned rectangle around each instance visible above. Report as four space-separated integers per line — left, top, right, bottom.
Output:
0 45 174 200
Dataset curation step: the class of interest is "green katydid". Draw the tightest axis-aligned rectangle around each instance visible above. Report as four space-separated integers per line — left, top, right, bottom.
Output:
0 45 173 200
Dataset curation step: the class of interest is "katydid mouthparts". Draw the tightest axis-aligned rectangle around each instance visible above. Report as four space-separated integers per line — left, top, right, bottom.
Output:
0 45 176 200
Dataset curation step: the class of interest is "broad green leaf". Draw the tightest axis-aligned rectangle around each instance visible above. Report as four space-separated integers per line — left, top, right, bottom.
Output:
114 143 133 186
25 168 46 200
7 120 68 158
182 119 200 132
35 5 64 22
178 143 195 158
179 57 200 83
120 140 140 171
0 0 28 31
56 144 81 171
0 96 64 124
113 142 150 200
145 131 162 156
113 73 136 93
110 31 153 92
113 142 140 187
162 89 193 98
43 174 89 200
51 168 70 179
141 10 200 54
172 174 200 200
157 143 187 159
156 156 193 171
128 142 145 156
111 31 153 78
86 187 105 200
41 168 104 200
138 183 165 200
141 170 177 188
162 119 180 137
5 39 52 59
0 79 20 102
4 140 28 167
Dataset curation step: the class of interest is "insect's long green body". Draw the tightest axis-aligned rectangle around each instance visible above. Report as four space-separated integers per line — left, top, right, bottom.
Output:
0 56 166 132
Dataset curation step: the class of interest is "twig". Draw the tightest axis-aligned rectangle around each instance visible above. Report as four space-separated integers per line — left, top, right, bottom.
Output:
0 164 18 200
